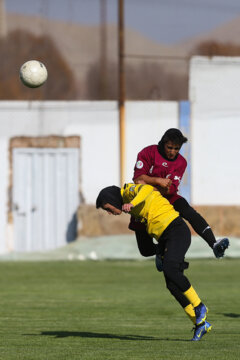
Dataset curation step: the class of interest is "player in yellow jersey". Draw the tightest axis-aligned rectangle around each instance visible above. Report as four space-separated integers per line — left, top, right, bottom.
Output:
96 183 212 341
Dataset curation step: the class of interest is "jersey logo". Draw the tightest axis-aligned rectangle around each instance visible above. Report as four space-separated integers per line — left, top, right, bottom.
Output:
162 162 168 167
197 329 204 338
174 175 181 183
129 185 136 192
149 166 154 174
136 160 143 169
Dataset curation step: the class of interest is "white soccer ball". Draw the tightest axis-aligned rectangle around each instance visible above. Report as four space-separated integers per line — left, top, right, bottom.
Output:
19 60 48 88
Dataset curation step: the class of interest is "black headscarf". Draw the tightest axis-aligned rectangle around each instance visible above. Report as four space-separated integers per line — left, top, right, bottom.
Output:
157 128 188 160
96 186 123 210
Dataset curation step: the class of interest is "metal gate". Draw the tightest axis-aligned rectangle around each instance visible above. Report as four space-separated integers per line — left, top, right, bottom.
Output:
12 148 80 252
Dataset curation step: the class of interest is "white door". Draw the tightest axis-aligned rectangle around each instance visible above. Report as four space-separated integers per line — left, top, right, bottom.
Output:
12 148 80 252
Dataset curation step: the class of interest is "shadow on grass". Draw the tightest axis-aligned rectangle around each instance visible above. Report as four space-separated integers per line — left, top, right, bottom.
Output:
32 331 190 342
223 313 240 318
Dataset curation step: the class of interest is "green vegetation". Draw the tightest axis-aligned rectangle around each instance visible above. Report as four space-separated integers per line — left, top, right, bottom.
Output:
0 259 239 359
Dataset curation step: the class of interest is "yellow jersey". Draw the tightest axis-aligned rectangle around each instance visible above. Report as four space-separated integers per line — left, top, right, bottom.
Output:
121 183 179 240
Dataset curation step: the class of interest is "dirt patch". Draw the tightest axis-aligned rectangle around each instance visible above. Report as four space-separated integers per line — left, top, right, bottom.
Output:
77 205 240 237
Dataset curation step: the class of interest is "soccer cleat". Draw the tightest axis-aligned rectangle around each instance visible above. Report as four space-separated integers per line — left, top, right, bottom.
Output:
195 303 208 325
213 238 230 258
191 321 212 341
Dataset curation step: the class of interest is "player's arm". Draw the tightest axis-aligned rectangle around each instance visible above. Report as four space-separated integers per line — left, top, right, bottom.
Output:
133 147 171 190
135 174 172 190
122 184 154 212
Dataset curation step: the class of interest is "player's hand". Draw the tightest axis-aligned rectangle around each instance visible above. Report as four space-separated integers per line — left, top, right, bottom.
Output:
156 178 172 188
122 203 134 213
135 178 147 184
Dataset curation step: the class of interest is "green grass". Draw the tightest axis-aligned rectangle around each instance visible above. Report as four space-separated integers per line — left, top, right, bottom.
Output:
0 258 239 360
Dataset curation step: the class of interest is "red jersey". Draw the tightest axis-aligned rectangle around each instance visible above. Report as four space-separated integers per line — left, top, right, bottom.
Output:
133 144 187 204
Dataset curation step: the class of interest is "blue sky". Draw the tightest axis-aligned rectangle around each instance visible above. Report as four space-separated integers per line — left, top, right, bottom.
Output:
5 0 240 44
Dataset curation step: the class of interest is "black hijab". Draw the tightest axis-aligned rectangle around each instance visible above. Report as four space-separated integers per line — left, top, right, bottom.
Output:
157 128 188 160
96 186 123 210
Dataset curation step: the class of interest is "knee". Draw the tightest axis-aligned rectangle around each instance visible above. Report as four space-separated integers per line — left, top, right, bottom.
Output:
174 198 198 221
180 204 197 221
138 246 156 257
135 230 156 257
162 261 176 279
163 261 188 279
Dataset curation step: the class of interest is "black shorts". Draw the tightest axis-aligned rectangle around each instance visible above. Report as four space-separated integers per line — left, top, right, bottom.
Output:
157 217 191 263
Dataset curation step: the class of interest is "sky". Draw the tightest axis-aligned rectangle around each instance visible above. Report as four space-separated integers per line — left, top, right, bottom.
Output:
5 0 240 44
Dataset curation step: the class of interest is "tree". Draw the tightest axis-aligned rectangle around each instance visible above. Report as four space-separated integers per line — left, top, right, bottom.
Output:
126 62 188 101
0 30 77 100
86 60 188 100
191 40 240 57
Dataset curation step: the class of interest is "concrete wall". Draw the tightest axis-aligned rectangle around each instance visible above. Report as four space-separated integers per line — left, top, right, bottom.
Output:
189 56 240 205
125 101 178 182
0 100 179 253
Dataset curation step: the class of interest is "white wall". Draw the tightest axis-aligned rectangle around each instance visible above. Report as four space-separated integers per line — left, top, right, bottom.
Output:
0 101 179 204
189 57 240 205
125 101 178 182
0 100 179 253
0 138 8 253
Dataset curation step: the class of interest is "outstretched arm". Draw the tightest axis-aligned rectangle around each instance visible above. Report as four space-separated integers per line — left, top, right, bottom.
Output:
122 184 155 213
135 174 172 194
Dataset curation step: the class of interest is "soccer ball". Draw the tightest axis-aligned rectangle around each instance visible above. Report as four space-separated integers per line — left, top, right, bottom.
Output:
19 60 48 88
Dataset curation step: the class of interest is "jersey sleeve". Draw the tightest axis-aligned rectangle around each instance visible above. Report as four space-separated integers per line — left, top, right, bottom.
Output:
132 147 152 180
168 159 187 195
130 184 154 207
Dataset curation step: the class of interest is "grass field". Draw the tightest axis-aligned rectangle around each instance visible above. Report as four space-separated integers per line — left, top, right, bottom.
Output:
0 258 239 360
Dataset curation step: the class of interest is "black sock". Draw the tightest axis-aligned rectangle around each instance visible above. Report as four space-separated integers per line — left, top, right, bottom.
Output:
200 227 216 249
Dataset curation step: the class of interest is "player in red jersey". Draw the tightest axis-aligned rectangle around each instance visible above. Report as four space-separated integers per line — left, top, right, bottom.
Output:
130 128 229 264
